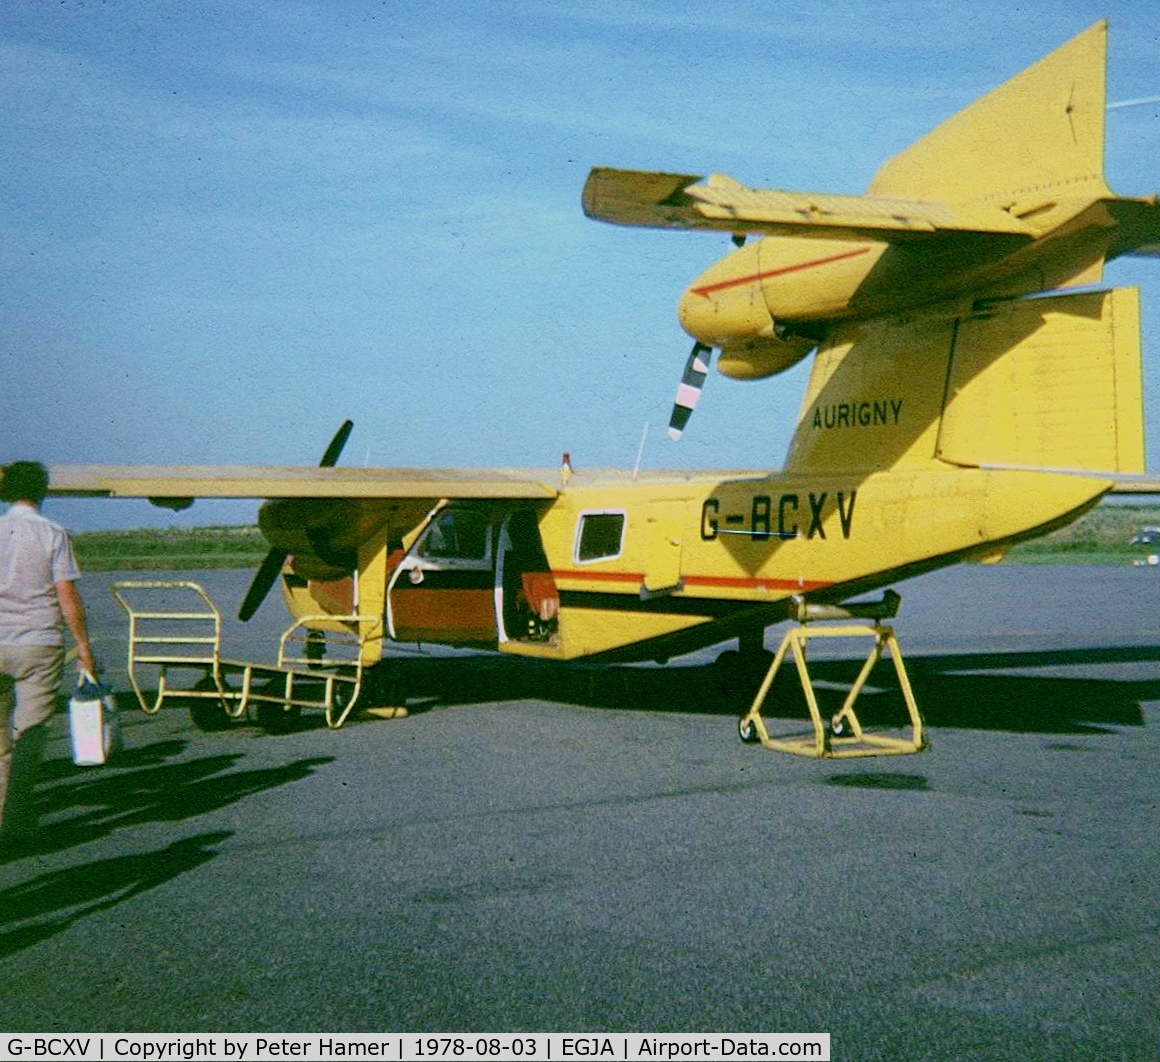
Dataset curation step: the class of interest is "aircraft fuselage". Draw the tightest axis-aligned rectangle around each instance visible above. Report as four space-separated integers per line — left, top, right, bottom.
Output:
279 462 1108 666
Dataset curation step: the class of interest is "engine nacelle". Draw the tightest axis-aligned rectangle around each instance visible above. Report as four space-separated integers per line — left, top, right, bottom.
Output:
258 497 389 581
716 334 816 380
677 236 887 351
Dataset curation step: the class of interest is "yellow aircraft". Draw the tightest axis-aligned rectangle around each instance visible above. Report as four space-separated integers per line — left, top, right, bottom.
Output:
42 22 1160 748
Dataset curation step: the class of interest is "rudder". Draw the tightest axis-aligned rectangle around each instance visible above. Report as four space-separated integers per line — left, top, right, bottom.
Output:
937 287 1144 476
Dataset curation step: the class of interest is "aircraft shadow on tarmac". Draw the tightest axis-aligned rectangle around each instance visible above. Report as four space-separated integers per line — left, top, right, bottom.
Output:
350 643 1160 736
0 831 232 959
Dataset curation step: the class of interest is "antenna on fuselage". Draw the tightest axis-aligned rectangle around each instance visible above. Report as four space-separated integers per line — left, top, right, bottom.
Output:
633 422 649 480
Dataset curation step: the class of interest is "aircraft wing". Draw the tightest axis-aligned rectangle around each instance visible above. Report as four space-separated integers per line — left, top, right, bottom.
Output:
47 465 560 504
1108 477 1160 494
582 168 1037 240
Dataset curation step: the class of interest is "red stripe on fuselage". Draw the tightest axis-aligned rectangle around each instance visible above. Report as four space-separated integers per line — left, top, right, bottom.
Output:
552 570 831 594
690 246 872 299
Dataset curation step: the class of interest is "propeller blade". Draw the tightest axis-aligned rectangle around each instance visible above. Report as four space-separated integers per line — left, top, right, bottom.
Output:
238 419 355 621
668 342 713 440
320 419 354 467
238 547 289 622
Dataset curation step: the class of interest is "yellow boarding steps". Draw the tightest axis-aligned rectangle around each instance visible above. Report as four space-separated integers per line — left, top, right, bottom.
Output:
110 580 382 731
737 590 927 758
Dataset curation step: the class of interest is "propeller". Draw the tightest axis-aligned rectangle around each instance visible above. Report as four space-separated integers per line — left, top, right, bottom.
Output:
237 544 290 623
667 341 713 440
318 418 354 468
237 419 354 622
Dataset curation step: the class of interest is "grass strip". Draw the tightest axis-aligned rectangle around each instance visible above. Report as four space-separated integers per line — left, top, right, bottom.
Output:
73 525 267 571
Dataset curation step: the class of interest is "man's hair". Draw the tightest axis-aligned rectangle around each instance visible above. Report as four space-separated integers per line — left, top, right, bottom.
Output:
0 461 50 504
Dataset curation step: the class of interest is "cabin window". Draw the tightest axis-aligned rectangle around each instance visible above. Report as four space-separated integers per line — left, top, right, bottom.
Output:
575 512 626 563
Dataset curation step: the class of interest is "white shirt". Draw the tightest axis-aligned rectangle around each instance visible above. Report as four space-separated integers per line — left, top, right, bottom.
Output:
0 503 82 647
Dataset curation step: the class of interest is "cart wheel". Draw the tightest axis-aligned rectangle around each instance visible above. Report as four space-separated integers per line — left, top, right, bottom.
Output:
256 701 302 734
738 715 761 744
830 715 849 737
188 699 233 732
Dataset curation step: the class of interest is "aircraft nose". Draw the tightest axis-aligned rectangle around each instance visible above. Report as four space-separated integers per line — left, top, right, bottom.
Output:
677 241 774 347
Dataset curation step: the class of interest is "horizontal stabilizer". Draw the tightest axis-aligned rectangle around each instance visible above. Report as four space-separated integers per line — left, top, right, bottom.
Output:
582 168 1035 241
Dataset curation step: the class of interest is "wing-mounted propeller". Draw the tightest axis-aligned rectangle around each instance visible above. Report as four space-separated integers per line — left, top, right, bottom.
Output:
667 341 713 441
237 419 354 622
318 418 354 468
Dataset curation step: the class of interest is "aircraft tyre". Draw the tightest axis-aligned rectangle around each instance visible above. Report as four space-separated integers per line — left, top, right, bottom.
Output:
361 661 404 712
737 715 761 744
713 648 775 704
712 649 741 700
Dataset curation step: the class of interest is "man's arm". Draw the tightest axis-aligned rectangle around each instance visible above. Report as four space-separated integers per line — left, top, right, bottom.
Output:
56 579 96 675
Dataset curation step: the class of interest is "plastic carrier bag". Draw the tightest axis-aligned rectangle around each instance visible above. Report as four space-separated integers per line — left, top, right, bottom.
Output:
68 671 122 766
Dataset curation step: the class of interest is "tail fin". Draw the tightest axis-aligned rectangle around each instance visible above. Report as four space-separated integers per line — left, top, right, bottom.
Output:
869 21 1112 206
784 287 1144 478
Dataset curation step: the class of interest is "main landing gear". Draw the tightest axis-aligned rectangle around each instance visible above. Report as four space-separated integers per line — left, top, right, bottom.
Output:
734 591 926 758
710 626 774 702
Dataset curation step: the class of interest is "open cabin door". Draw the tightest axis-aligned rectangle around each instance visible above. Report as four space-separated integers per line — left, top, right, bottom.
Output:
386 506 499 646
497 509 559 645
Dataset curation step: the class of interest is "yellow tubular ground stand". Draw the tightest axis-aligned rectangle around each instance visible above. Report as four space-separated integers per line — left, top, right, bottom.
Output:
737 590 926 758
111 580 377 730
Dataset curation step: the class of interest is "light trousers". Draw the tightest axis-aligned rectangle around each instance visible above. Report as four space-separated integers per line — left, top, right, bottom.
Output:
0 643 64 834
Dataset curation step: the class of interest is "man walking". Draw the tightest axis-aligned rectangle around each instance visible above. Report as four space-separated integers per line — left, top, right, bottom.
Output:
0 461 95 850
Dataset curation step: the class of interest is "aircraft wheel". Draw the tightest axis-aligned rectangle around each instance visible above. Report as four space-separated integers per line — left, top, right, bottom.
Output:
714 648 775 705
712 650 740 699
714 648 740 669
738 715 761 744
361 662 404 711
743 648 775 676
255 700 302 734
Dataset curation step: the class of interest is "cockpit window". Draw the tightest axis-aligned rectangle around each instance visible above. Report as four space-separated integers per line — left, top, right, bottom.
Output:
419 509 491 561
575 512 626 563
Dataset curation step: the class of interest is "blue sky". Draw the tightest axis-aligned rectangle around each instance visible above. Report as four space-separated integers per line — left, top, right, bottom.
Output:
2 0 1159 529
